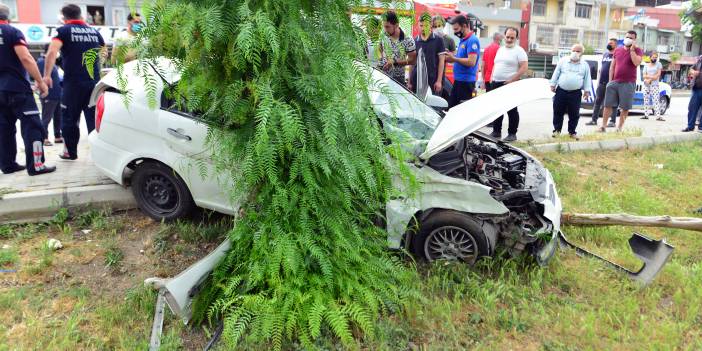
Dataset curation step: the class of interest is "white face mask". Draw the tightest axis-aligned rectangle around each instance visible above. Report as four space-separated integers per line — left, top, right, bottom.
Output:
570 51 581 61
623 38 634 46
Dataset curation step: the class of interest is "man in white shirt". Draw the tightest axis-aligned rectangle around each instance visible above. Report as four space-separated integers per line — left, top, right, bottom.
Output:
489 27 527 142
111 12 142 64
549 43 592 140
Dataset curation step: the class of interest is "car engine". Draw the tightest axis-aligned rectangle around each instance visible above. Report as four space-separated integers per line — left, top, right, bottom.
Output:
427 133 552 256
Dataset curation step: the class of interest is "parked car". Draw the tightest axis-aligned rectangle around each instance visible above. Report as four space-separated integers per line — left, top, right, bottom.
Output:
580 54 672 115
88 59 561 264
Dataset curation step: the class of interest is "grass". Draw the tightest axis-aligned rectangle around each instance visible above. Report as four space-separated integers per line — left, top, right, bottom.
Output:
1 143 701 349
513 127 643 147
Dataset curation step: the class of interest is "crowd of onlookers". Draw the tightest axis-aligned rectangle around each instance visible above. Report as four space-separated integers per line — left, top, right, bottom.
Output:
368 11 700 143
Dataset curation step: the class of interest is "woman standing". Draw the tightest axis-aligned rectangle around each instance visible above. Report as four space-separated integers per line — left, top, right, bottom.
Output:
642 51 664 121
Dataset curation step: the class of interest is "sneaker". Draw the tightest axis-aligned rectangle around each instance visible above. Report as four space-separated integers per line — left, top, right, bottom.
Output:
490 131 501 139
28 165 56 176
656 117 665 121
503 134 517 142
682 128 694 132
585 121 597 126
54 137 63 144
59 152 77 160
569 133 580 141
1 164 26 174
607 122 616 128
551 130 561 138
641 116 649 120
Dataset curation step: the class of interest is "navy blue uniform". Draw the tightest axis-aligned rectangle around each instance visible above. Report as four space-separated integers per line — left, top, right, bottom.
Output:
54 20 104 158
0 21 49 175
37 57 62 139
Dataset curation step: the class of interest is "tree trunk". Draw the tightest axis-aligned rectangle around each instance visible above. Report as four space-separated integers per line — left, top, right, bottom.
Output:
561 213 702 232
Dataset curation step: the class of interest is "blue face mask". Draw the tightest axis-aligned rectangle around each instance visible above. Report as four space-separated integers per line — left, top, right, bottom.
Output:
131 23 142 32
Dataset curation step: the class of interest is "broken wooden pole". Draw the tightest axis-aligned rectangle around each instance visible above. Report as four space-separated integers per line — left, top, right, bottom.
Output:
561 213 702 232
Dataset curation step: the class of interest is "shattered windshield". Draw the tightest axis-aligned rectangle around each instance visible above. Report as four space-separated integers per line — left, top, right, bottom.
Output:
367 69 440 142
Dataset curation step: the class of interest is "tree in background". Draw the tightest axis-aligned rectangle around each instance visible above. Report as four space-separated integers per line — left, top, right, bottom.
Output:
119 0 419 349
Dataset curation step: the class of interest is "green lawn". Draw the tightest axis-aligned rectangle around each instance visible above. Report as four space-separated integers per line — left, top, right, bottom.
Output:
1 142 701 350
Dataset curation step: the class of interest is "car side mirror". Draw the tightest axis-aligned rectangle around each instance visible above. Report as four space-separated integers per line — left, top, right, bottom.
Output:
426 94 448 109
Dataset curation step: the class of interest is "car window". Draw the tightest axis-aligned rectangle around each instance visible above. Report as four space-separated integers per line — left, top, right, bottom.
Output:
160 83 203 118
368 68 441 141
586 60 598 80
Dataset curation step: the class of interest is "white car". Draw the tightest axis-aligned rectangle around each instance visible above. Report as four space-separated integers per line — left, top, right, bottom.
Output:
580 54 672 115
89 60 562 264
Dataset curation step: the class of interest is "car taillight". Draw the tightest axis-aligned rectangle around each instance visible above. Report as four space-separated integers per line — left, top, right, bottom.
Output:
96 92 105 132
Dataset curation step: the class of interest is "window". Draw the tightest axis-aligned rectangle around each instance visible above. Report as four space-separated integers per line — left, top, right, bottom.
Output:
498 26 510 35
586 60 598 80
575 3 592 19
687 41 693 52
559 29 579 48
536 26 554 46
533 0 547 16
0 0 18 21
583 31 604 49
112 7 128 27
504 0 512 8
657 35 670 46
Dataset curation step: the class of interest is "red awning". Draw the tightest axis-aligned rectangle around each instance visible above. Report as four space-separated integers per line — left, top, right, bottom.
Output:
677 56 699 65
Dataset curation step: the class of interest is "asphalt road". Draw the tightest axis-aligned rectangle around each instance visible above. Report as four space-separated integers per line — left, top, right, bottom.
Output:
487 91 694 142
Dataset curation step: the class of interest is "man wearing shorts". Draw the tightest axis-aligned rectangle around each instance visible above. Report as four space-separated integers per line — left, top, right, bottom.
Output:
599 30 642 132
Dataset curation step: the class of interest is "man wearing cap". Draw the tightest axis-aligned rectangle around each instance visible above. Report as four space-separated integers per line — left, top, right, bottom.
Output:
43 4 106 160
0 4 56 176
444 15 480 108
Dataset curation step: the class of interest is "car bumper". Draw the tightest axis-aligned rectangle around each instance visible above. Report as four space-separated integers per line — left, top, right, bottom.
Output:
88 132 130 185
525 162 563 265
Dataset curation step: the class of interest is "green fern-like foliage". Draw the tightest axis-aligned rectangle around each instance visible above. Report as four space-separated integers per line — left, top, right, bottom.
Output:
125 0 418 349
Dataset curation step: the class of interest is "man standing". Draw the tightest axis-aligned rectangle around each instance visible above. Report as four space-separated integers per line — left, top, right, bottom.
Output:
550 44 592 140
684 54 702 132
0 5 55 175
586 38 618 127
445 15 480 108
599 30 643 132
482 32 503 93
489 27 527 142
43 4 105 160
112 12 142 64
431 16 455 54
37 46 63 145
410 12 445 95
379 11 417 85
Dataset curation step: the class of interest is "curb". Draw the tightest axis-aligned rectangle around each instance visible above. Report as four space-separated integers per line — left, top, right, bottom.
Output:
526 132 702 154
0 184 136 223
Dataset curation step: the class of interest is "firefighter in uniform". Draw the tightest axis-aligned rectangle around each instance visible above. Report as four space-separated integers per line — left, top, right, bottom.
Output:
0 4 56 176
43 4 105 160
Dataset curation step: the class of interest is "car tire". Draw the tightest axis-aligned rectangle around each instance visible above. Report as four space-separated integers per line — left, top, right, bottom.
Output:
131 161 195 221
659 96 669 115
411 210 490 265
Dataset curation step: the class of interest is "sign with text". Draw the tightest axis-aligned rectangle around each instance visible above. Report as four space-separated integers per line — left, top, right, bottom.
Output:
11 23 127 46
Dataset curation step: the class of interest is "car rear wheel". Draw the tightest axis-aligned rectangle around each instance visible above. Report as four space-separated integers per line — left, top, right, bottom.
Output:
411 211 490 265
131 161 195 221
659 96 669 115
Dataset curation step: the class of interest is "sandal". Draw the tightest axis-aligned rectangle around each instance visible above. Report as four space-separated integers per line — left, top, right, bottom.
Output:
43 139 53 146
656 117 665 121
597 127 606 133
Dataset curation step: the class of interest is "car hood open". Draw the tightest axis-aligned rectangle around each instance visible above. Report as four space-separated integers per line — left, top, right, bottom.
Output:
420 78 553 160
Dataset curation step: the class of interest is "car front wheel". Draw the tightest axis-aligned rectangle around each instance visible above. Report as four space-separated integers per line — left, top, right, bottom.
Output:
412 211 490 265
131 161 195 221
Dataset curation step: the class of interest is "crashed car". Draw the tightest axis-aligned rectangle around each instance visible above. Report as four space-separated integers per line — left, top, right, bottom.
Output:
89 59 561 266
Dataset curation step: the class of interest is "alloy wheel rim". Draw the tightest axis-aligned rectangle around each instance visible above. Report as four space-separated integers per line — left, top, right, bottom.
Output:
424 225 478 264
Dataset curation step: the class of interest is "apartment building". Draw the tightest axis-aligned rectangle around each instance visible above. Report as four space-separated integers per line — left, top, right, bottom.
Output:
528 0 635 54
38 0 140 27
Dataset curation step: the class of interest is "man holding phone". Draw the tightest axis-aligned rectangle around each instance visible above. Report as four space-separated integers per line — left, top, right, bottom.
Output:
444 15 480 108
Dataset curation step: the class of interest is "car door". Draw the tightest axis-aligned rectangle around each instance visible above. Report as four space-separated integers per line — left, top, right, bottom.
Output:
157 89 236 214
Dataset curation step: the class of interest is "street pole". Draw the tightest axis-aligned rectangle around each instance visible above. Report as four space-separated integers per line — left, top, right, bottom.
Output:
604 0 611 42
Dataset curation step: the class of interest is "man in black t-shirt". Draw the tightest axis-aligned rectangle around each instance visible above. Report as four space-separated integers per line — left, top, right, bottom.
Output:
0 4 55 176
410 12 446 95
587 38 618 127
685 55 702 132
43 4 105 160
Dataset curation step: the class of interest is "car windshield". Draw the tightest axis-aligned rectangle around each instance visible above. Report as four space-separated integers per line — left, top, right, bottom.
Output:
367 68 441 142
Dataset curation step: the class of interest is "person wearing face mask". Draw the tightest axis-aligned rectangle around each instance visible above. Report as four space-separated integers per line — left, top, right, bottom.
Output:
431 16 455 54
482 32 504 94
599 30 643 132
586 38 618 127
112 12 142 65
488 27 527 142
378 11 417 85
642 51 664 121
549 44 592 140
410 12 446 95
444 15 480 108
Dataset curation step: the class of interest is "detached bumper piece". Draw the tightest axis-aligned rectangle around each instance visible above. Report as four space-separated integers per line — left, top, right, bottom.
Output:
558 231 674 285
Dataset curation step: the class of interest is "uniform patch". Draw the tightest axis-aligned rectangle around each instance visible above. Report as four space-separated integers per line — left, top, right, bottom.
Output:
460 44 465 49
472 43 478 50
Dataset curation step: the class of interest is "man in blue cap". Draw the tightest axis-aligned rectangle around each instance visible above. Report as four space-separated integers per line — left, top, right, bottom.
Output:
43 4 105 160
0 4 56 176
